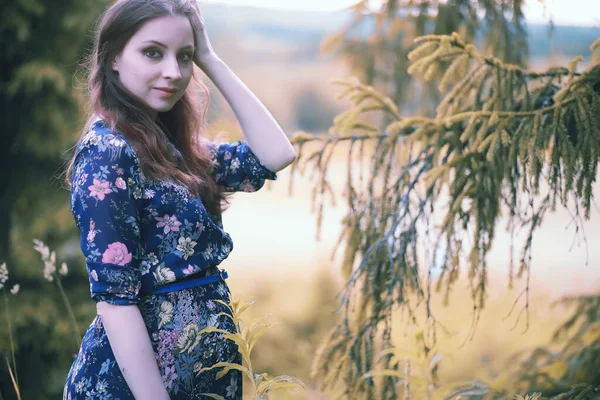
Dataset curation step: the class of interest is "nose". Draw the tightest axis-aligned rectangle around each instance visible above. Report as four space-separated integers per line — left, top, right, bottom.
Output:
162 56 182 80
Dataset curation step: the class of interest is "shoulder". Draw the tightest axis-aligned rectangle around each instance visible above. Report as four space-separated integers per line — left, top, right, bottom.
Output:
72 120 147 188
75 120 140 168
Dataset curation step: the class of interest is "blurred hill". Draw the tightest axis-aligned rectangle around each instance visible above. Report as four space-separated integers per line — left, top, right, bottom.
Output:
200 3 599 61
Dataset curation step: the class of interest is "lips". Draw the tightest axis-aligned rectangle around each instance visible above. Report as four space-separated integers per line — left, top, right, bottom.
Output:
155 87 178 100
155 87 178 94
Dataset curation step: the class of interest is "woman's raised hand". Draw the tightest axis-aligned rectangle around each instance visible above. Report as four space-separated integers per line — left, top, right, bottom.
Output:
190 0 218 67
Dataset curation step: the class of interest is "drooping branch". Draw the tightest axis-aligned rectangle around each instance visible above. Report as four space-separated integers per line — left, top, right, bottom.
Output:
290 34 600 397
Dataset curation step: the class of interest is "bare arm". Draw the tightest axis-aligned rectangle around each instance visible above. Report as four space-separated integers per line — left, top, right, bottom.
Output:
70 130 167 398
199 55 296 172
97 302 170 400
189 3 295 173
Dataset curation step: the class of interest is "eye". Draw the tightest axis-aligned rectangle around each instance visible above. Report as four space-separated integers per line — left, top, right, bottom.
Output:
178 52 193 62
143 49 162 59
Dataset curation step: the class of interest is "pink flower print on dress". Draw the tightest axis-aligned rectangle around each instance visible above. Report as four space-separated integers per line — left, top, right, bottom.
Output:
223 151 232 160
90 269 99 282
155 214 182 234
101 242 132 266
115 177 126 190
143 189 156 199
86 228 96 243
117 168 124 175
182 264 195 275
88 178 112 201
87 219 97 243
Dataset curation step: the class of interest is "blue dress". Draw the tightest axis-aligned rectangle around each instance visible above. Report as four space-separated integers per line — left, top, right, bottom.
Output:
63 120 277 399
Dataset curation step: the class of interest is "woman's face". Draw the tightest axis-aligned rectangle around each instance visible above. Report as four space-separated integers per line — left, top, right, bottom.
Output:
112 15 195 115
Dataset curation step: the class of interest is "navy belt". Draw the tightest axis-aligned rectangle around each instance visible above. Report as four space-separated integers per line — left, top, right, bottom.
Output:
147 268 228 296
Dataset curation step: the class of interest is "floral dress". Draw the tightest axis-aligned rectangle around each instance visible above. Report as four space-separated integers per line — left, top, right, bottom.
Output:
63 120 277 399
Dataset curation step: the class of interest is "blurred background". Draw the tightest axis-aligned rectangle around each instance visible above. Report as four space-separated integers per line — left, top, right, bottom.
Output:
1 0 599 398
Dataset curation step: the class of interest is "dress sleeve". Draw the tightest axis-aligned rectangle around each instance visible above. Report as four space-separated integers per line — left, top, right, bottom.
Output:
70 132 144 305
210 140 277 192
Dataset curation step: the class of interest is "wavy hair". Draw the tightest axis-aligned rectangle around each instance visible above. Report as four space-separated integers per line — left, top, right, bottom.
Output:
64 0 229 216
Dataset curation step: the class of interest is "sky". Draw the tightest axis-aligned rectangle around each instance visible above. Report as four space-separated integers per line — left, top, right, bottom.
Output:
201 0 600 27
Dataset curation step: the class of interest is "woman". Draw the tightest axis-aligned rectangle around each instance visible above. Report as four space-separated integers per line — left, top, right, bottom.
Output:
62 0 296 398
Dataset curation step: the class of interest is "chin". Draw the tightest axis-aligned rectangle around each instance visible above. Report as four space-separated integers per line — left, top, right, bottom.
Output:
149 95 184 113
150 101 178 113
152 104 176 113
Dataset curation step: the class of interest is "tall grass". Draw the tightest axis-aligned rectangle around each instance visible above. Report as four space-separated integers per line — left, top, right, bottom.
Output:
197 297 306 399
1 263 21 400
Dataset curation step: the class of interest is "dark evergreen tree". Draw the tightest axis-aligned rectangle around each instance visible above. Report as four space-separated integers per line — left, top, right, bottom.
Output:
0 1 108 398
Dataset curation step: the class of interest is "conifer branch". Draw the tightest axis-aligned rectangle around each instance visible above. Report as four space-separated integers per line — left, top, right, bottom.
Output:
292 33 600 398
412 33 582 79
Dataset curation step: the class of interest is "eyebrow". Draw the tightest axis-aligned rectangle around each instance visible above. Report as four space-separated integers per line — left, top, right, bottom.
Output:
141 40 194 50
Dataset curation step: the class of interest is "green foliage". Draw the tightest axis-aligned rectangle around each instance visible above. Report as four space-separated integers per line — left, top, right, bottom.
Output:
0 0 108 269
290 32 600 399
0 242 94 399
504 295 600 397
0 0 107 396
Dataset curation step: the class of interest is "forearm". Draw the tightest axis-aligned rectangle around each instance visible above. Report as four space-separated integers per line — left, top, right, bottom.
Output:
97 302 170 400
199 55 296 172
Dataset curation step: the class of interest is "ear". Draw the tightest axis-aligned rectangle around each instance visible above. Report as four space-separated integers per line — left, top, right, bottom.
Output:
111 55 120 72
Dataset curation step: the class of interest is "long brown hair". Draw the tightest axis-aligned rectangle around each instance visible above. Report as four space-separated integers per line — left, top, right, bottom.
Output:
64 0 229 216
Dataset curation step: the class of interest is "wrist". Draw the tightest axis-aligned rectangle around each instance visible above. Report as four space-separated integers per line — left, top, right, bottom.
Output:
195 52 222 69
